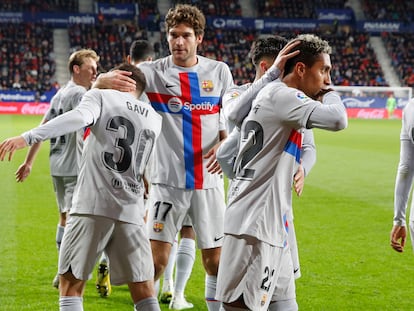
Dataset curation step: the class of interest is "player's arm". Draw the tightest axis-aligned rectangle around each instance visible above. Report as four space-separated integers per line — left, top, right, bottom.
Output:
15 115 48 182
93 69 136 92
391 100 414 252
0 95 99 162
293 129 316 196
306 91 348 131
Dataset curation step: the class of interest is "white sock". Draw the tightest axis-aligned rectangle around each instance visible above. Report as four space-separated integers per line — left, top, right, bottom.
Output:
59 296 83 311
205 274 221 311
134 296 161 311
174 238 195 296
162 236 178 293
56 224 65 250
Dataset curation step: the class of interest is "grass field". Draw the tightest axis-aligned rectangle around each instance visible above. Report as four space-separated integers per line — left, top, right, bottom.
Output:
1 115 413 310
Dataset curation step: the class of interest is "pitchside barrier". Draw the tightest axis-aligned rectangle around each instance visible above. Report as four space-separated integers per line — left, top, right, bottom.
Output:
0 86 412 119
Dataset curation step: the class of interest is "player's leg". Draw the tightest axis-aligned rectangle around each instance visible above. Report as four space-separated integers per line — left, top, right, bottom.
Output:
217 235 285 311
58 214 113 311
189 187 225 311
268 245 297 311
169 225 196 310
109 220 160 311
146 184 188 281
160 234 178 304
52 176 76 289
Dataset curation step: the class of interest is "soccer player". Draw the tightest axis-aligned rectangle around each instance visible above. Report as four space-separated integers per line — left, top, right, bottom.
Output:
215 34 348 311
390 98 414 253
218 35 316 281
94 39 158 298
14 49 99 289
386 93 397 119
0 63 162 311
117 4 233 311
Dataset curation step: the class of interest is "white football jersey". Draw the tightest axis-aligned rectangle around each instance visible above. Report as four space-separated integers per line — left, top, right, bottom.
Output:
71 89 162 225
225 81 320 247
44 80 86 176
138 55 233 189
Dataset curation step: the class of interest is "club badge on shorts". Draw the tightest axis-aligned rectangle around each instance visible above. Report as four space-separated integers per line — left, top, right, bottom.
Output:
153 222 164 232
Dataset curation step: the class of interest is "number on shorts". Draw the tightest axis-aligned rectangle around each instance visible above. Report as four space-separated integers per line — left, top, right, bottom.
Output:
260 266 275 292
153 201 173 221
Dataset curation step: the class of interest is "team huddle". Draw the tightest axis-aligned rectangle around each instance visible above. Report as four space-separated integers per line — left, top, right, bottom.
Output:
0 4 349 311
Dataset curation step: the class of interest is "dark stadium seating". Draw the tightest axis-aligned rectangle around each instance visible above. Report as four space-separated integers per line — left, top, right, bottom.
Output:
3 0 414 94
0 23 56 95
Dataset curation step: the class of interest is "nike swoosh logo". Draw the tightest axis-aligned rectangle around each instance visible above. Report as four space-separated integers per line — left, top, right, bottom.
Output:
165 84 175 88
293 268 300 274
214 236 224 242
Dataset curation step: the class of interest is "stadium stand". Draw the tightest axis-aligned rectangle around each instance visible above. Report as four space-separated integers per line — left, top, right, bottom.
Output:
3 0 414 96
0 22 56 96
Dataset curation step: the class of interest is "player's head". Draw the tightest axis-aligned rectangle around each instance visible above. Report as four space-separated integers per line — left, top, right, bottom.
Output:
165 4 205 67
282 34 332 100
128 40 155 65
250 35 288 78
68 49 99 90
112 63 146 98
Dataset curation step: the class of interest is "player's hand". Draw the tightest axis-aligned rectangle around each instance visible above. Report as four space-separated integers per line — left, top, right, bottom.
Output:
313 87 335 101
204 143 223 174
93 70 136 92
390 225 406 252
293 164 305 196
273 40 301 73
15 163 32 182
0 136 28 161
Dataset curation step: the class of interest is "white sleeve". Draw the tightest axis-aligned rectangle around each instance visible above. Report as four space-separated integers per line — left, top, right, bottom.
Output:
393 138 414 226
216 128 240 179
223 68 280 128
22 91 101 145
301 129 316 176
306 91 348 131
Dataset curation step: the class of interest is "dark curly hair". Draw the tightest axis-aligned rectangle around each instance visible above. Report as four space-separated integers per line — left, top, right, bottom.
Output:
283 34 332 77
165 4 206 36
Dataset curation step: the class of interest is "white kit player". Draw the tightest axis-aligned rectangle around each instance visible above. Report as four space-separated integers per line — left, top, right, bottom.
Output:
215 34 348 311
14 49 100 288
137 4 233 311
218 36 315 283
391 98 414 253
0 63 162 311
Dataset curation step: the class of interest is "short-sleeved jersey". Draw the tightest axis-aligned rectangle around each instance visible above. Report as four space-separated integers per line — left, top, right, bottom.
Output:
225 81 319 247
44 80 86 176
71 89 162 225
138 55 233 189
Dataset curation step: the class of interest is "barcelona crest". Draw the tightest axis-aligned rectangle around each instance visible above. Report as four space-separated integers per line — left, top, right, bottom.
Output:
201 80 214 92
153 222 164 232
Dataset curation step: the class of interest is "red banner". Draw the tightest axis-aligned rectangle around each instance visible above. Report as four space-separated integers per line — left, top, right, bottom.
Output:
0 102 50 115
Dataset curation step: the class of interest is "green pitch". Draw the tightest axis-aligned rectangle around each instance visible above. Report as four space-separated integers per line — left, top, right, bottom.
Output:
1 115 413 310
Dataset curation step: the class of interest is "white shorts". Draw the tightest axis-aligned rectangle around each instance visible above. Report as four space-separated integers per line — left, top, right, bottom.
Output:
146 184 225 249
216 234 295 310
59 214 154 285
52 176 77 213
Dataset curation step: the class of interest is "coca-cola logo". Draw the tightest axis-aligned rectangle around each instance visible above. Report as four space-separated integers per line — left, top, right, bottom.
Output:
21 103 50 115
356 109 385 119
